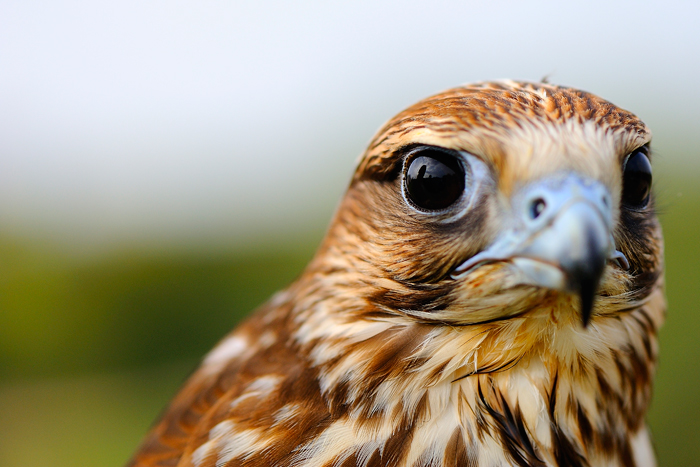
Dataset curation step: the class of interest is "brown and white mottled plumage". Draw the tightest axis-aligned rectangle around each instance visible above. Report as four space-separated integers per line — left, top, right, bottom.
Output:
127 81 664 467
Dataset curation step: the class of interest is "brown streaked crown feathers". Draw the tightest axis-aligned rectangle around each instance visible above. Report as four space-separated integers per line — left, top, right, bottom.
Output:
127 81 664 467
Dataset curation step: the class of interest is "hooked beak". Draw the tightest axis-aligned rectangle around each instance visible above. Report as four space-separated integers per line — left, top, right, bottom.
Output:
454 174 629 327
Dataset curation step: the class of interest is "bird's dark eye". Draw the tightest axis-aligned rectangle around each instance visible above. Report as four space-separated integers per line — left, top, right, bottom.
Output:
621 149 652 209
404 148 465 210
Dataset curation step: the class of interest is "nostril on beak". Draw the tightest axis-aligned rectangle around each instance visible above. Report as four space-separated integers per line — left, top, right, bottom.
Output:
530 198 546 219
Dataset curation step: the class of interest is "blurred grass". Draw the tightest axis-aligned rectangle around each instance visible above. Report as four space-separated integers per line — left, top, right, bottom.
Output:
0 362 191 467
0 235 320 467
0 176 699 467
0 237 319 379
647 176 700 465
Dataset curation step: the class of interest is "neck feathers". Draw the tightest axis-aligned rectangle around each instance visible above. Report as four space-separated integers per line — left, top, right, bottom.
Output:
294 285 663 467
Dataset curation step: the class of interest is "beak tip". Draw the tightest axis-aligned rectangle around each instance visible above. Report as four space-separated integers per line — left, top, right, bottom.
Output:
580 299 592 328
577 276 598 328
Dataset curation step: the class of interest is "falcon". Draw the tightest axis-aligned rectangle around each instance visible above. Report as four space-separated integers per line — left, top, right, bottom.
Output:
127 81 664 467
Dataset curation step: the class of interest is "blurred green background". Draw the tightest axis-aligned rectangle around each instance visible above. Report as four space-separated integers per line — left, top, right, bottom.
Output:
2 1 700 466
0 234 323 466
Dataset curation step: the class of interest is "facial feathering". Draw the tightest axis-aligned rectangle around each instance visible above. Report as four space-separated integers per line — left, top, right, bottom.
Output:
127 81 664 467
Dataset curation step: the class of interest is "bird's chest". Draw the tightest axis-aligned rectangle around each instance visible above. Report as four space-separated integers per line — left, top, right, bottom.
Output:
346 351 650 467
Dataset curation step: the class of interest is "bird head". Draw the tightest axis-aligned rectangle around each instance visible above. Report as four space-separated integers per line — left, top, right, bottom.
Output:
311 81 662 333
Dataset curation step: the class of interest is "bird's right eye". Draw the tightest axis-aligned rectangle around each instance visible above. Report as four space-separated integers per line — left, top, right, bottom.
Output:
404 148 465 211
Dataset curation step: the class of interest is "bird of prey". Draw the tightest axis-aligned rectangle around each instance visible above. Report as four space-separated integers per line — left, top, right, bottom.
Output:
127 81 664 467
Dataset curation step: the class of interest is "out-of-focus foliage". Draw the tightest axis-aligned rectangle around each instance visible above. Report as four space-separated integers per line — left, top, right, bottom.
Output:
0 237 319 379
646 176 700 466
0 176 698 466
0 235 320 466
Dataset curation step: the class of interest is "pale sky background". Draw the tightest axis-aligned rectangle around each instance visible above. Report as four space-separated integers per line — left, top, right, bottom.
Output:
1 0 698 247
